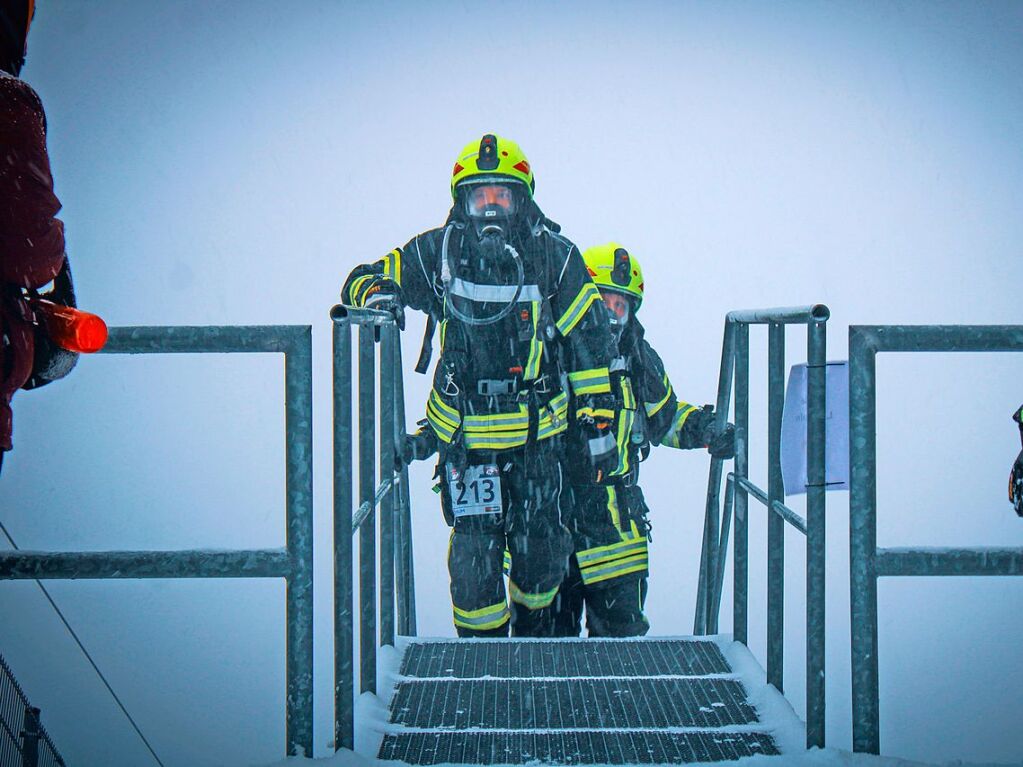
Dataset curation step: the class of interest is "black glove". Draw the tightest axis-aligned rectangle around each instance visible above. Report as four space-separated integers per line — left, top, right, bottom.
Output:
364 284 405 330
701 419 736 459
394 426 437 472
1010 450 1023 518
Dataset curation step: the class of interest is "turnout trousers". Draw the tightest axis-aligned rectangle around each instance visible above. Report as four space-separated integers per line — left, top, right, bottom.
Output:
555 482 651 637
445 440 572 638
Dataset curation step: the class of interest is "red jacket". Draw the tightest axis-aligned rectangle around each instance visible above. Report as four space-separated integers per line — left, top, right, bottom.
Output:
0 71 66 451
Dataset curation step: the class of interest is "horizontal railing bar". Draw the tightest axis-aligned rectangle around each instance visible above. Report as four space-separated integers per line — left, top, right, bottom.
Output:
0 549 290 580
102 325 308 355
732 476 808 534
351 475 399 533
853 325 1023 354
727 305 830 325
876 546 1023 577
329 305 399 326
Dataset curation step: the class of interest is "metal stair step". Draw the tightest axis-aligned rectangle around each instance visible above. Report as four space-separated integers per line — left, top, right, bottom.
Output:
390 677 757 730
400 639 731 679
379 729 779 764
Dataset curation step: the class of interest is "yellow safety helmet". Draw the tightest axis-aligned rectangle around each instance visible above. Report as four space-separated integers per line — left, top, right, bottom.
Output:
582 243 645 309
451 134 535 199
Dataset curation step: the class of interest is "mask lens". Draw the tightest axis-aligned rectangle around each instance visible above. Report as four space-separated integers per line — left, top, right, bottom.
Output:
602 292 631 326
466 184 516 219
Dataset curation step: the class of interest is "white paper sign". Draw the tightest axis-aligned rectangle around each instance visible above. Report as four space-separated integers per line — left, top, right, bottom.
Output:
780 361 850 495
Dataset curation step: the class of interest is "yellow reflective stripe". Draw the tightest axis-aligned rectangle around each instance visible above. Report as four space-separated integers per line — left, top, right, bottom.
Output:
576 538 648 568
665 402 698 448
381 248 402 286
348 274 374 305
567 366 611 395
576 407 614 420
503 548 512 575
524 301 543 380
427 410 456 443
614 407 635 475
645 376 673 417
463 407 529 432
464 432 528 450
581 555 650 586
439 319 448 351
621 378 636 410
608 486 621 529
508 580 559 609
453 600 510 630
428 389 460 424
556 282 601 336
536 418 568 441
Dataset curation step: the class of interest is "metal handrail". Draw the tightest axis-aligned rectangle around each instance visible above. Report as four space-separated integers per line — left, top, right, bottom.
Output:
848 324 1023 754
694 304 830 749
0 325 315 758
332 307 415 752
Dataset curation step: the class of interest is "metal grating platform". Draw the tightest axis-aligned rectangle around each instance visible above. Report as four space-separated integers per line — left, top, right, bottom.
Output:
391 678 757 729
400 640 731 679
381 639 781 764
379 730 779 765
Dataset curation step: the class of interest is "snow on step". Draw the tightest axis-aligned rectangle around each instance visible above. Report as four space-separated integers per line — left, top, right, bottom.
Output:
375 638 801 765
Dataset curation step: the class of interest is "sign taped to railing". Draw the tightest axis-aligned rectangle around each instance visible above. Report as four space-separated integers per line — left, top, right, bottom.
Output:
781 361 849 494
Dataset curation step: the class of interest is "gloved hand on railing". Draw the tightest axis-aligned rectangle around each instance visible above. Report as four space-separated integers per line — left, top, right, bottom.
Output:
364 287 406 331
395 424 438 473
700 412 736 460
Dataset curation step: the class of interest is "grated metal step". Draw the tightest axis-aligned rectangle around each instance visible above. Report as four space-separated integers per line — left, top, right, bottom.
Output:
381 639 780 765
391 677 758 729
379 730 779 764
400 640 730 679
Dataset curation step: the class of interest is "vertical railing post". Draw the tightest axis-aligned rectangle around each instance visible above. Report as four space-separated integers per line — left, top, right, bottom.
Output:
849 327 880 753
20 706 40 767
733 322 750 646
806 319 827 748
393 339 417 637
695 319 736 635
333 318 354 751
284 326 314 757
767 322 786 692
378 324 397 648
358 324 377 694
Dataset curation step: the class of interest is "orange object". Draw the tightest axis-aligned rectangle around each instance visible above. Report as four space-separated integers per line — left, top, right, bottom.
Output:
31 299 108 353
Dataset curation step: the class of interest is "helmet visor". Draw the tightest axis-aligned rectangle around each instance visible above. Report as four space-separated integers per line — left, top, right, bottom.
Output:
602 291 632 327
464 183 518 219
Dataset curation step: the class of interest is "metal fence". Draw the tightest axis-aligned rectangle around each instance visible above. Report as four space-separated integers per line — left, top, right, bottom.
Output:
849 324 1023 754
0 326 314 758
694 305 830 749
0 654 65 767
332 307 416 752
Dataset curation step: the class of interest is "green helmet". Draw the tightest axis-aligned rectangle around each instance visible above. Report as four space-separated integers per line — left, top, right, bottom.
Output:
451 134 535 199
582 243 645 309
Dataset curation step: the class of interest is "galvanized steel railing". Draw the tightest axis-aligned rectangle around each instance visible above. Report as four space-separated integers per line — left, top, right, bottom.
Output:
0 326 314 758
0 653 65 767
694 305 830 749
332 306 415 752
849 324 1023 754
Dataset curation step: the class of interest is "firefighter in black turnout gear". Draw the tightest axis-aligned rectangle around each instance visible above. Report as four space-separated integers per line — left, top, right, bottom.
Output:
342 135 623 637
553 243 736 637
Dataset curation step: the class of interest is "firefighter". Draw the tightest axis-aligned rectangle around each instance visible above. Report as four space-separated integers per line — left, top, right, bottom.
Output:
554 243 736 637
342 135 623 637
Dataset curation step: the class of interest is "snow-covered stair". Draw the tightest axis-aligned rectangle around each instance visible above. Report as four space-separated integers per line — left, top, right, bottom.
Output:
378 638 786 764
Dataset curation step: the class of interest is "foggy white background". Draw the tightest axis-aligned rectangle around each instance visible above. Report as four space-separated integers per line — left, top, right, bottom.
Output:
1 1 1021 765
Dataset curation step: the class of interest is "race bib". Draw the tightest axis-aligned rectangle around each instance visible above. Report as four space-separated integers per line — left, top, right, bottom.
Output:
447 463 503 518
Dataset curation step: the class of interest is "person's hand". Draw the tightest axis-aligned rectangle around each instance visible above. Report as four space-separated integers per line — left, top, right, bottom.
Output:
394 427 437 472
364 285 405 330
702 420 736 459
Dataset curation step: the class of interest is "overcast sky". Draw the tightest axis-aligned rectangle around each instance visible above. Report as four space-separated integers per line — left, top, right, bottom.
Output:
1 2 1021 765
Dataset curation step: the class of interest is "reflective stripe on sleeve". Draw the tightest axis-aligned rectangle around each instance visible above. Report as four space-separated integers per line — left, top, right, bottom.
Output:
645 374 674 417
381 249 402 286
555 282 601 336
664 402 698 448
567 367 611 395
